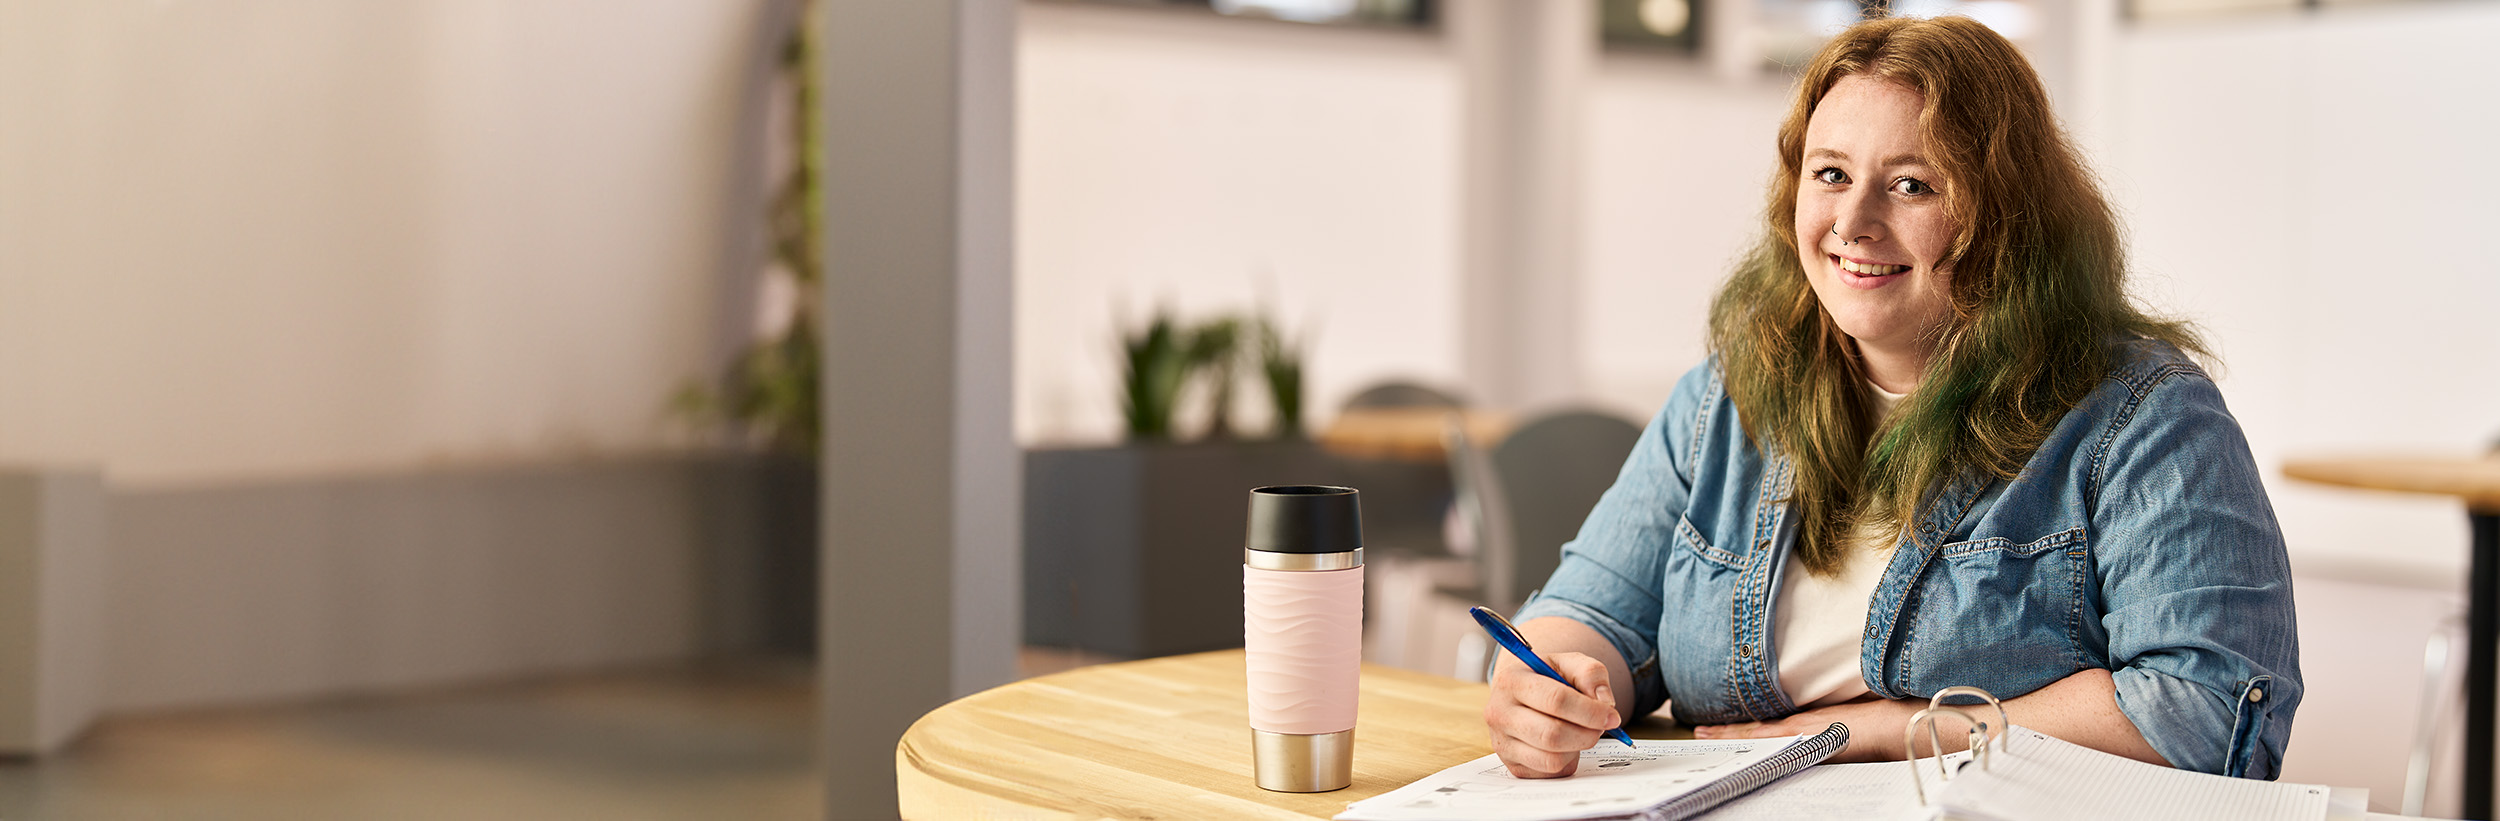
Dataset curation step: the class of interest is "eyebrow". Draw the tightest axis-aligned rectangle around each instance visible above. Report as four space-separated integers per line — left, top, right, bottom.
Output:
1805 148 1933 168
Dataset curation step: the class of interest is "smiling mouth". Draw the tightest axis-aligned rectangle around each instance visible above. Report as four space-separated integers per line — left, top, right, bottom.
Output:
1832 255 1908 276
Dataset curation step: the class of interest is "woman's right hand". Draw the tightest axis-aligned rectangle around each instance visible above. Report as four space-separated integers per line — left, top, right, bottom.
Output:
1484 651 1623 778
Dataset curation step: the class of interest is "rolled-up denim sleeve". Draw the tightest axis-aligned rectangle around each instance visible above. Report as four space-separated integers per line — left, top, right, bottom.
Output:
2092 372 2301 778
1512 364 1707 718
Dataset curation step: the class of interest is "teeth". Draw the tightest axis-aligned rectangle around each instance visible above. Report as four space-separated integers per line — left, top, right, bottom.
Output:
1838 257 1908 276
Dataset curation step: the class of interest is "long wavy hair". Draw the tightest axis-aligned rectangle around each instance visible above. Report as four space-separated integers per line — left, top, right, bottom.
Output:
1706 16 2204 575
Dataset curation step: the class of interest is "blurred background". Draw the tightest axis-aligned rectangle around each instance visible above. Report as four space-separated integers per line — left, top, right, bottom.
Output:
2 0 2494 818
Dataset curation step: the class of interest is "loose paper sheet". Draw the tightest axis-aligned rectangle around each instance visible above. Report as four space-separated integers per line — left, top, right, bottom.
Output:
1336 737 1805 821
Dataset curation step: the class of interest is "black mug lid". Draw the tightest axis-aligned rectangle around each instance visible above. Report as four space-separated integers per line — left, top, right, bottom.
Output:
1245 485 1363 555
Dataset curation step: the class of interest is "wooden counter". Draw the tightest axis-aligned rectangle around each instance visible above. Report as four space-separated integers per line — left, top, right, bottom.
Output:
2282 454 2500 513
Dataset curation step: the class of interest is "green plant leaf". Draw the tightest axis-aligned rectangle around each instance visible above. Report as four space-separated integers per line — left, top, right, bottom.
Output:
1256 316 1304 437
1123 314 1187 439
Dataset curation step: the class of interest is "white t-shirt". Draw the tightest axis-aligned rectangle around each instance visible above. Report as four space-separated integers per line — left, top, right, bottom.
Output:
1772 382 1907 710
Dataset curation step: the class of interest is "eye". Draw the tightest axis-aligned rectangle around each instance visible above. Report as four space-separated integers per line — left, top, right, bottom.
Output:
1891 177 1935 196
1812 167 1849 185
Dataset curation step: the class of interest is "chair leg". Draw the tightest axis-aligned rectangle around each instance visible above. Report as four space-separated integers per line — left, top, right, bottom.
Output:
2408 611 2467 817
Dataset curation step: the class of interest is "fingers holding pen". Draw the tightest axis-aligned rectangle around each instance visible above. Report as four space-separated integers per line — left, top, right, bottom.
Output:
1485 651 1622 778
1492 732 1583 779
1511 655 1621 733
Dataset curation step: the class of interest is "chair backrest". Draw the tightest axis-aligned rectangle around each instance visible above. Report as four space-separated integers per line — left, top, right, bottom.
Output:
1441 411 1506 564
1476 410 1642 614
1339 381 1465 412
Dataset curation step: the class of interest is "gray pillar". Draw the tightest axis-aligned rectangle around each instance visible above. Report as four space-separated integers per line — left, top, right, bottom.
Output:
819 0 1019 815
1450 0 1594 411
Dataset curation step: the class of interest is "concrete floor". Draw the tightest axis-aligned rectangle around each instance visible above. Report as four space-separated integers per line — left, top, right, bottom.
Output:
0 648 1125 821
0 660 821 821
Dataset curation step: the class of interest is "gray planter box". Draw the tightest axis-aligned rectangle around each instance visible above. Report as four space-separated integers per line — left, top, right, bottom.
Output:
1022 439 1449 659
691 453 818 657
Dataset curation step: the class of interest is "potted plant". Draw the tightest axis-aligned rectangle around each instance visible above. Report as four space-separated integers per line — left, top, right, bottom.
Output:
1024 309 1338 659
673 0 823 657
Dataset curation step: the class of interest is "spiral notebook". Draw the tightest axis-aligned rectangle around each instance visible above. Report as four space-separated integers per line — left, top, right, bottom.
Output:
1333 722 1849 821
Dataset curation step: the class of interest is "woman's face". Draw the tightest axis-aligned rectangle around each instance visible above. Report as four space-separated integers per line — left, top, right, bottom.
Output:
1793 74 1959 386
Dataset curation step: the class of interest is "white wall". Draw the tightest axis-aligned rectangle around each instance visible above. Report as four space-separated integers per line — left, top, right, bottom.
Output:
1579 57 1793 420
2103 7 2500 809
0 1 760 488
2105 3 2500 587
0 0 776 715
1015 3 1463 444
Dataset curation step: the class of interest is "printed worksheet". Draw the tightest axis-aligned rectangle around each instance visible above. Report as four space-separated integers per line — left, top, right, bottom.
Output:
1336 737 1806 821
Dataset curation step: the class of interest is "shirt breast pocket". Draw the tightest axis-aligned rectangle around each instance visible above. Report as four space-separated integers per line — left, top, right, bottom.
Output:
1904 527 2093 692
1670 514 1744 573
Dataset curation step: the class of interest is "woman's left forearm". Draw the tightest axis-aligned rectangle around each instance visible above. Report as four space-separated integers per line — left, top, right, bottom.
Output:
1996 667 2170 766
1696 667 2171 766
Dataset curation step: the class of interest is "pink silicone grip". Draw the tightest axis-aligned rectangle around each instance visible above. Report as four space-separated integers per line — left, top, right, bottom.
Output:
1243 564 1364 735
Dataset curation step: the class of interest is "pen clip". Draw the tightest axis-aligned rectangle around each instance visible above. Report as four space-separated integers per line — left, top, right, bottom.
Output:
1468 607 1543 666
1471 606 1522 637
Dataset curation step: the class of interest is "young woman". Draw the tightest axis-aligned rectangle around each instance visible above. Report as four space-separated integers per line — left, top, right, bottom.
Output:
1484 16 2300 779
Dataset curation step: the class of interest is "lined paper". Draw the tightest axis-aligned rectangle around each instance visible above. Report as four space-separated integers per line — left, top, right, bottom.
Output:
1938 726 2330 821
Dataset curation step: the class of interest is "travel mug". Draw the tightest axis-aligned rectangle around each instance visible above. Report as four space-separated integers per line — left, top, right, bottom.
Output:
1243 484 1364 793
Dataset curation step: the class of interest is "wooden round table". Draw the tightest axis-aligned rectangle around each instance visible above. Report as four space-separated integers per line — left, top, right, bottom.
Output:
2283 454 2500 819
895 651 1490 819
895 650 1692 819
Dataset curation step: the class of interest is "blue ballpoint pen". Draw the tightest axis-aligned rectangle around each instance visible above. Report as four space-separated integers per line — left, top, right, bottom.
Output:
1469 605 1637 748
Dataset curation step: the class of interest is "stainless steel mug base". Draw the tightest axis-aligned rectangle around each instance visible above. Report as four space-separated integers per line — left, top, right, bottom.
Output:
1253 728 1354 792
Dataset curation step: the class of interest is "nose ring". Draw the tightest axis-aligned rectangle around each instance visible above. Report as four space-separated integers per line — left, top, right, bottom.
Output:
1832 227 1854 246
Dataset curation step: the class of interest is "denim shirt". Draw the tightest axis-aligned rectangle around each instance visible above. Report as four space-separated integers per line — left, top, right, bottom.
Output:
1514 339 2302 779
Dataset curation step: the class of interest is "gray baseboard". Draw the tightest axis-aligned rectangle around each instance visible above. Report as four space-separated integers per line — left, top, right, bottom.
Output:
101 454 814 713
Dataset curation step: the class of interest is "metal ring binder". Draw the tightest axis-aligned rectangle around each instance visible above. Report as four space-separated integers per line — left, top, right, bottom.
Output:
1903 686 2010 805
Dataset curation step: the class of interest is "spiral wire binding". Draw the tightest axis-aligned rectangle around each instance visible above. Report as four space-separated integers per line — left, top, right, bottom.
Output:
1903 686 2011 805
1637 721 1851 820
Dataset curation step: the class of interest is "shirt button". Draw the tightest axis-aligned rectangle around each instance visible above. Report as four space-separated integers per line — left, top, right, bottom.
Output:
1737 643 1755 658
2248 688 2265 703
